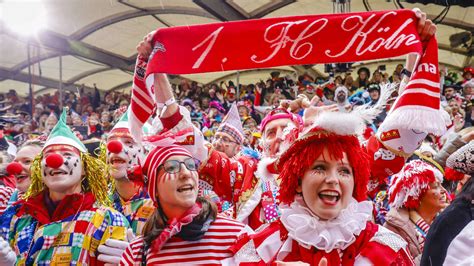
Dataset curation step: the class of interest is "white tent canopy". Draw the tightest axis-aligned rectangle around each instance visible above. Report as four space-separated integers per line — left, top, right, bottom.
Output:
0 0 472 96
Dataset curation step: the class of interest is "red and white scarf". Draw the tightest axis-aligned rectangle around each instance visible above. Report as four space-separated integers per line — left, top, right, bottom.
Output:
150 203 202 252
130 9 444 140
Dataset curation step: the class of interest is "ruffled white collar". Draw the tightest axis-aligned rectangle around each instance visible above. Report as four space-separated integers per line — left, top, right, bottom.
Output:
279 196 373 253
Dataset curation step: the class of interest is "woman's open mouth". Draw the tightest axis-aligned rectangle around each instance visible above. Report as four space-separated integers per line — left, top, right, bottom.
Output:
318 190 341 206
177 184 194 194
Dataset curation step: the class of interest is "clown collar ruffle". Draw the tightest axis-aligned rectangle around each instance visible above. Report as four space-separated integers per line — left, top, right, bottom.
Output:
17 191 96 225
279 196 373 253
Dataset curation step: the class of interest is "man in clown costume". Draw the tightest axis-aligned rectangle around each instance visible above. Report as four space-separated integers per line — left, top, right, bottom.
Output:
0 108 131 265
105 109 154 236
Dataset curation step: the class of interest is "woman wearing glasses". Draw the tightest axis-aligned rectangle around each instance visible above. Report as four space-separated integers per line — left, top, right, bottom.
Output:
119 144 261 265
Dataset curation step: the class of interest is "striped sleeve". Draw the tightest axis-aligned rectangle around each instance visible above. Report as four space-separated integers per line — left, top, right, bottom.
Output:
120 237 145 266
0 186 15 215
121 216 262 265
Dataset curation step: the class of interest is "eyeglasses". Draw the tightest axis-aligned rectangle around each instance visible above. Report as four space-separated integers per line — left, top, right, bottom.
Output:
158 158 199 174
214 135 238 145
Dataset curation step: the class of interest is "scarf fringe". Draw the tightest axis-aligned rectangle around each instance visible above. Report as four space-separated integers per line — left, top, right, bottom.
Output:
384 107 446 136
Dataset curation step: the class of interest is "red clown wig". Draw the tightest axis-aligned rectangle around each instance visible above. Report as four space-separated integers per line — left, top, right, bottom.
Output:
276 112 371 204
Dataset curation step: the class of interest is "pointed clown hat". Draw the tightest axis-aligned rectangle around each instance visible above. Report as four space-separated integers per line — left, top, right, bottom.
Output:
110 107 153 138
44 108 86 152
376 38 447 159
216 103 245 145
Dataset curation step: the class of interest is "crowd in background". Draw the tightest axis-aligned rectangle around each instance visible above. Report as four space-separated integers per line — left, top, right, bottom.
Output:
0 64 473 159
0 9 473 264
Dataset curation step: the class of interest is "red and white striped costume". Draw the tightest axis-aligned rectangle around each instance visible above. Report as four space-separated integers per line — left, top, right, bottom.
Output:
0 185 15 215
119 216 261 265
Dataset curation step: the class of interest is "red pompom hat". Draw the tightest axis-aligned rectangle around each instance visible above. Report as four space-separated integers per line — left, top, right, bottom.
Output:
274 111 371 204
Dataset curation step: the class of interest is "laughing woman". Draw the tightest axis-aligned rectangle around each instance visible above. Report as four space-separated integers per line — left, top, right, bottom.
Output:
119 144 262 265
242 111 413 265
384 159 448 263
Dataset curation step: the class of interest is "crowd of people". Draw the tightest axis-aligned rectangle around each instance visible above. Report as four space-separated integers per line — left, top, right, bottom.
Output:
0 9 472 266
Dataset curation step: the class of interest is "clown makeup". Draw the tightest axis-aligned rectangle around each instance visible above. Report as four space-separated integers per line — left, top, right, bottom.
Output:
14 145 42 193
262 118 293 157
41 145 83 201
156 155 199 218
107 131 146 181
299 148 355 220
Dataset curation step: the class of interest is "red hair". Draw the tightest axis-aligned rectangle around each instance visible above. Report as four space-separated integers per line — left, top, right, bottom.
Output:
278 132 370 204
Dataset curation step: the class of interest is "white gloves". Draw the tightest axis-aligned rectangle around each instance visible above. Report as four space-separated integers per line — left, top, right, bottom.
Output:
97 229 135 266
0 237 15 266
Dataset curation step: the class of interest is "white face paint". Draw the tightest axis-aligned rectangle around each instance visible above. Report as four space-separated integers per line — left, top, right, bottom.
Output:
262 118 294 158
41 145 83 195
14 145 42 193
107 132 146 181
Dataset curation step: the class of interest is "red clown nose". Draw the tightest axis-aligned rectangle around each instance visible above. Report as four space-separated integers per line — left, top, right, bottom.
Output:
6 162 23 175
46 154 64 169
107 140 123 154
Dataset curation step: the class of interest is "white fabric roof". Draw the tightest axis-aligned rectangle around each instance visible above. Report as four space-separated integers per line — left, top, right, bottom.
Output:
0 0 472 96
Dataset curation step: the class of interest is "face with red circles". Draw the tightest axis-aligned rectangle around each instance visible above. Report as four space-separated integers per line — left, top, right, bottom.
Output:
107 130 146 181
41 145 84 194
418 181 448 213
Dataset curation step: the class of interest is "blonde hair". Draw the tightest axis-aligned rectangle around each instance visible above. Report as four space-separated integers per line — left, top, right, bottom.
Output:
25 151 111 206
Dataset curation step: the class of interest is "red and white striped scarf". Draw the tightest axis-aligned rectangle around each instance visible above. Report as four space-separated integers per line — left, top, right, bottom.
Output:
149 203 202 252
130 9 444 139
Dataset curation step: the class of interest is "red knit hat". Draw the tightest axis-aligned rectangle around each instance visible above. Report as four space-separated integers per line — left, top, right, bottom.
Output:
142 144 193 206
275 111 371 204
260 107 302 133
388 159 443 209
